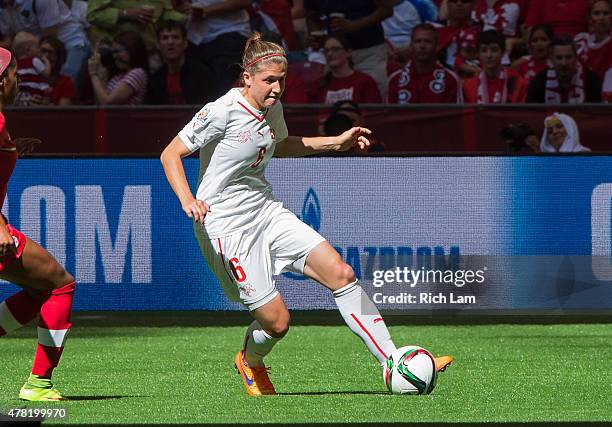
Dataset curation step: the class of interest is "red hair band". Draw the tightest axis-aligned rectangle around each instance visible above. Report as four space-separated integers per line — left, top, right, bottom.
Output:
245 53 286 68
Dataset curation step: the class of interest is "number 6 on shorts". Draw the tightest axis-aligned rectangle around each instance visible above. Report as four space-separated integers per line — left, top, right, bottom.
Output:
229 257 247 282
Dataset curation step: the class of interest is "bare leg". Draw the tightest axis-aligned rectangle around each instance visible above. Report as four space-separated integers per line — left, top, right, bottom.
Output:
243 294 290 367
0 237 75 392
1 237 74 291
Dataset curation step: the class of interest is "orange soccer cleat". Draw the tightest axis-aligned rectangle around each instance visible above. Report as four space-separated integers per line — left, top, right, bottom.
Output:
434 355 454 372
234 350 276 396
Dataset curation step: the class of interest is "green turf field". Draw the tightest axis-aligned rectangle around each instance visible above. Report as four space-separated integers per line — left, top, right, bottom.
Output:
1 315 611 424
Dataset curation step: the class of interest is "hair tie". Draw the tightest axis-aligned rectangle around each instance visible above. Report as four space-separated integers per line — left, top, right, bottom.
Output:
245 53 286 68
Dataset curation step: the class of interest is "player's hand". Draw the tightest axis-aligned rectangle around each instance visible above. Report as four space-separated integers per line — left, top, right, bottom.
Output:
182 199 210 224
0 226 16 258
335 127 372 151
13 137 42 156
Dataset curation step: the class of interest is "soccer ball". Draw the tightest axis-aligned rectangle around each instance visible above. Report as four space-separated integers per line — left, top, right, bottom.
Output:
383 345 437 395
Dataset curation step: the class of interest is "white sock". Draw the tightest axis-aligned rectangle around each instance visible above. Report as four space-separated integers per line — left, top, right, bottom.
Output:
333 280 397 365
243 320 280 367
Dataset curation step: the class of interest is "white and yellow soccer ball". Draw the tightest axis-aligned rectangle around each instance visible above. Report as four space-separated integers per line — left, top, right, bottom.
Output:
383 345 437 395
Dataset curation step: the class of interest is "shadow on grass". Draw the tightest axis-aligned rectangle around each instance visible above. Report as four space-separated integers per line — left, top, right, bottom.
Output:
65 395 141 401
276 391 389 396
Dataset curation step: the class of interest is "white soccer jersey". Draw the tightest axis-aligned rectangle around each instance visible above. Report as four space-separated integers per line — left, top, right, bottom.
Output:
178 88 289 239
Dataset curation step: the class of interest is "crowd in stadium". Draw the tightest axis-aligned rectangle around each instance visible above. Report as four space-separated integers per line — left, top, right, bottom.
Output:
0 0 609 107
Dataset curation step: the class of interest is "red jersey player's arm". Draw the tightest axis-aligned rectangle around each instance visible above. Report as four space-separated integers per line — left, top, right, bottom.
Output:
160 136 210 224
274 127 372 157
0 213 16 257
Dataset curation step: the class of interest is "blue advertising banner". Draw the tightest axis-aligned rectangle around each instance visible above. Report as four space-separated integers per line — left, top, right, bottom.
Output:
1 157 611 311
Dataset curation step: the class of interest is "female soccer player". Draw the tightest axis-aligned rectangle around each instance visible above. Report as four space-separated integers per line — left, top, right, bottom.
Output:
0 47 76 401
161 33 452 396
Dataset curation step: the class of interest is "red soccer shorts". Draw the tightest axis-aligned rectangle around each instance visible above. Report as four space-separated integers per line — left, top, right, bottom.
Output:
0 223 26 272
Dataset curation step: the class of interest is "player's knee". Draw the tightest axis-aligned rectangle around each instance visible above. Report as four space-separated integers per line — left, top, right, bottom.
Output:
268 313 291 338
333 261 356 285
61 271 75 287
52 266 75 289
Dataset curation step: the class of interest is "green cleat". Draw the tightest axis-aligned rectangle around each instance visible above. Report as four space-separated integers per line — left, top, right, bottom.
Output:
19 374 66 401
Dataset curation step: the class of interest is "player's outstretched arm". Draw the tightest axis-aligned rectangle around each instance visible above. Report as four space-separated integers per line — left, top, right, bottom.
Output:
274 127 372 157
160 136 210 224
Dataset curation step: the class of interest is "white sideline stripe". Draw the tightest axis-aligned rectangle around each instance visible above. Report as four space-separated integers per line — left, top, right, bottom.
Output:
0 301 22 333
37 327 70 347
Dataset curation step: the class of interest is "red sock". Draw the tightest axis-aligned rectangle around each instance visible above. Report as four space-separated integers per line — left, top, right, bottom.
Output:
32 282 76 377
0 289 49 337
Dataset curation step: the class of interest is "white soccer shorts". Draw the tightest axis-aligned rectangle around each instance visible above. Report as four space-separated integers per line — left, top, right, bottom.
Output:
195 202 326 310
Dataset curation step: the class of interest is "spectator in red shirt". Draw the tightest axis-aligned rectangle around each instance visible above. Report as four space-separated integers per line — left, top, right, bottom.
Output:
525 0 590 37
147 21 215 105
436 0 481 71
309 35 382 104
474 0 527 46
40 36 77 106
575 0 612 81
512 23 554 83
454 29 480 77
387 23 463 103
304 0 394 99
464 30 528 103
527 35 602 102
